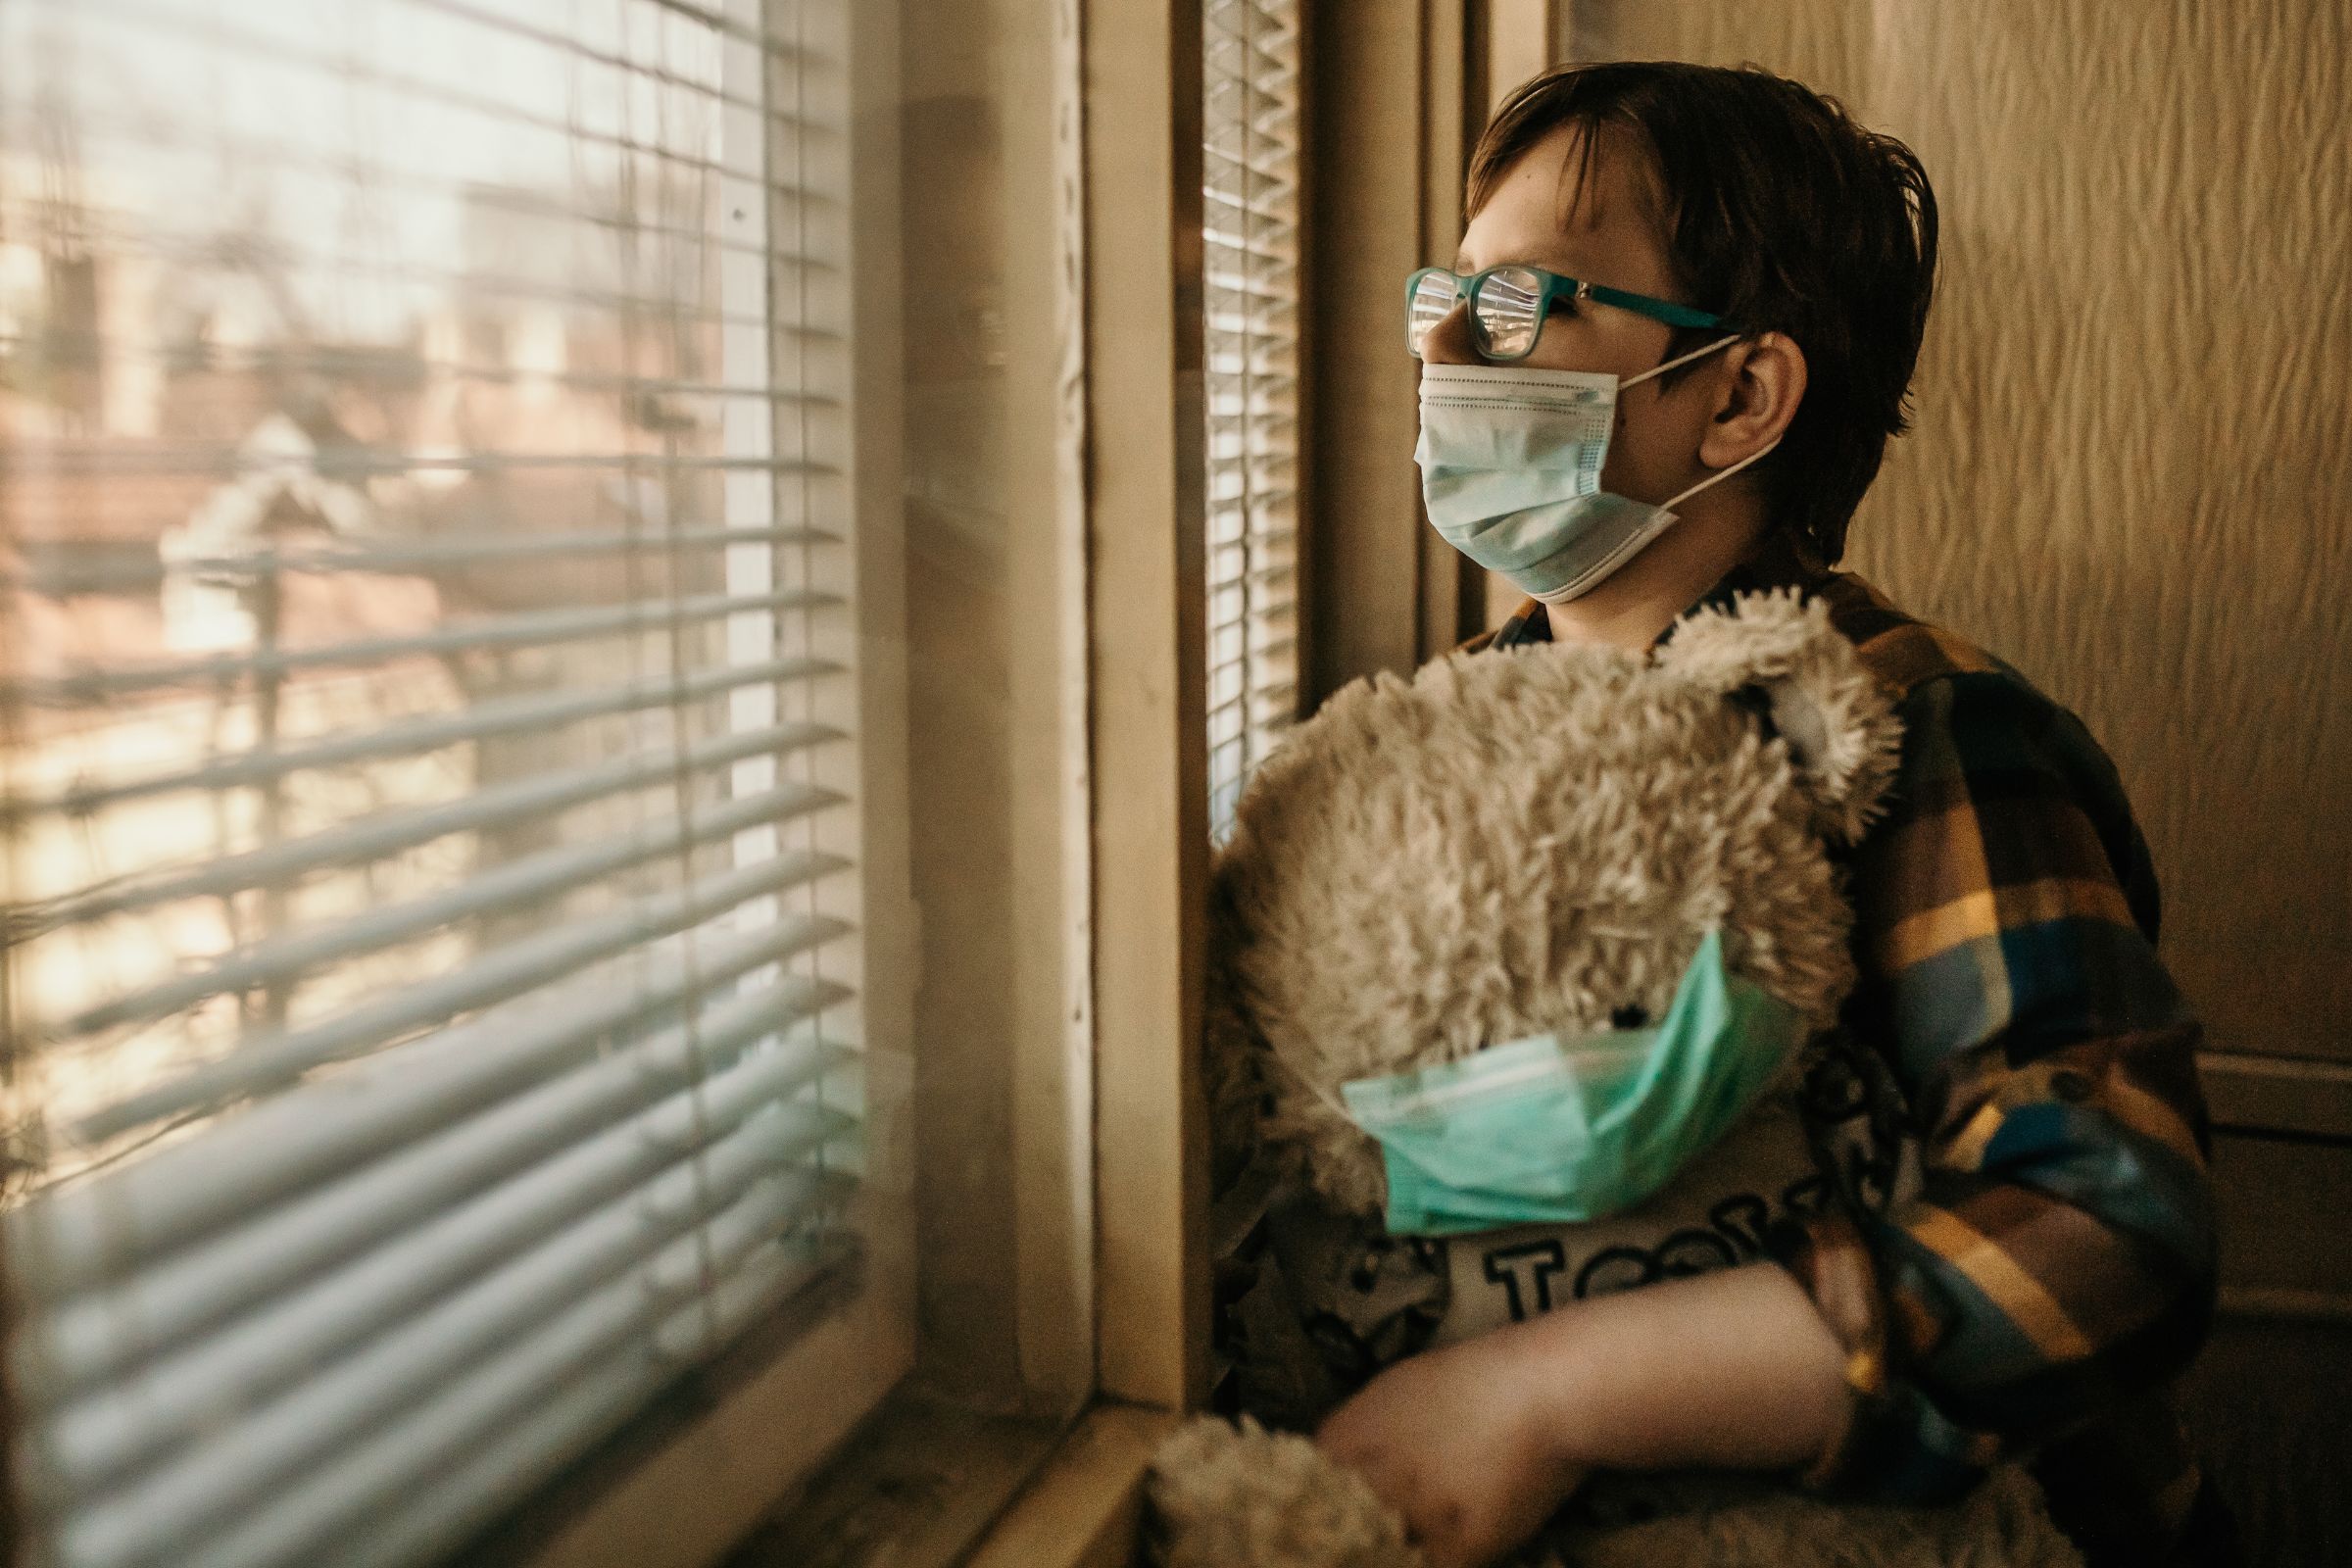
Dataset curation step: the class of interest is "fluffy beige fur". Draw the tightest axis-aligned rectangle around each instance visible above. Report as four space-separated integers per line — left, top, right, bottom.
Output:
1161 592 2084 1568
1150 1418 2085 1568
1207 590 1897 1215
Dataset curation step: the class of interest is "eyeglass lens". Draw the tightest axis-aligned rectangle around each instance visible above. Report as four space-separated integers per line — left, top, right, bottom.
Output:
1472 267 1544 359
1408 271 1459 359
1407 267 1548 361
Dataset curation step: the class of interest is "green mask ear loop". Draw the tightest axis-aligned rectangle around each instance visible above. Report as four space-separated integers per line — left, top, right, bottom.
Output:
1327 931 1807 1235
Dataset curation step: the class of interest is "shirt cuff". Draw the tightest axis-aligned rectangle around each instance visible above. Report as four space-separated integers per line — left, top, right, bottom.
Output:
1767 1210 2003 1503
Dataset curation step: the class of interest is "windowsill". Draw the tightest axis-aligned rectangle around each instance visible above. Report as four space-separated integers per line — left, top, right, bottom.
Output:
427 1240 1162 1568
440 1271 909 1568
964 1401 1177 1568
718 1395 1171 1568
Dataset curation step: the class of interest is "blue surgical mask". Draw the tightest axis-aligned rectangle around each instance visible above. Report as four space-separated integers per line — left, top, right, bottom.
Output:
1321 930 1804 1236
1414 340 1779 605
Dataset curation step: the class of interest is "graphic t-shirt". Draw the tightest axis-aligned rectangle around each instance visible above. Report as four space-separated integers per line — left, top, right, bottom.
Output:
1221 1028 1920 1433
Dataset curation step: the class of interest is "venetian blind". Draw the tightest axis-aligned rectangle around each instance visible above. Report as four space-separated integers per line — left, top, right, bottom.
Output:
0 2 866 1565
1202 0 1302 833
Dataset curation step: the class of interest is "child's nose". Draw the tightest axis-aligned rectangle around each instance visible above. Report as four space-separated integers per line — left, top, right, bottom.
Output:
1416 302 1482 367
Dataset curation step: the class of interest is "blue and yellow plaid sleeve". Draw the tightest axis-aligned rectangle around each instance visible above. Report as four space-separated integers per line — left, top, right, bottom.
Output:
1479 573 2221 1552
1776 656 2219 1512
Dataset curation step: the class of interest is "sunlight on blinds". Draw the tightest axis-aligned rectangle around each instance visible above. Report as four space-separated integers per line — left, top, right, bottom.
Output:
1202 0 1301 834
0 1 868 1563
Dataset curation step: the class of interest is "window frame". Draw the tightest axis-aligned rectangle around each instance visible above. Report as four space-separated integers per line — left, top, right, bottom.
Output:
745 5 1562 1562
616 0 1224 1544
468 0 1130 1554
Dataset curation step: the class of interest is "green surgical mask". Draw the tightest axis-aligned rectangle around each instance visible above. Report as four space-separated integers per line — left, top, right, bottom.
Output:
1332 930 1804 1236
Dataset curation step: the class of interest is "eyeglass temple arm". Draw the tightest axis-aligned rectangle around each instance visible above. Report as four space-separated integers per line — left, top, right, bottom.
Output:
1579 278 1725 330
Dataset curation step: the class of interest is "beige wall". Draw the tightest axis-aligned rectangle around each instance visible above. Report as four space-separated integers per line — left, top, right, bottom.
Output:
1561 0 2352 1076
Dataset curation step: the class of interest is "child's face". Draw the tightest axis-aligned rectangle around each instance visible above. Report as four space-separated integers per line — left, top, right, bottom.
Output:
1423 125 1726 512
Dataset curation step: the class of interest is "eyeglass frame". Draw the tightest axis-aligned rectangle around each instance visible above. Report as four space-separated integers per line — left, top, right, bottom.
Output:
1404 264 1727 363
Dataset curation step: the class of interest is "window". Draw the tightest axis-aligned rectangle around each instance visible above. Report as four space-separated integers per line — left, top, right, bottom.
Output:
0 3 909 1564
1202 0 1303 832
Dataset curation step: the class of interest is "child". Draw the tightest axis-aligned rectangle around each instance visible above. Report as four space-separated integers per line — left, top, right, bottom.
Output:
1316 61 2228 1568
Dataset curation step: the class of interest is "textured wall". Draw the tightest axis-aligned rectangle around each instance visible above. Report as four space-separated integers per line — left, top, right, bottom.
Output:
1565 0 2352 1065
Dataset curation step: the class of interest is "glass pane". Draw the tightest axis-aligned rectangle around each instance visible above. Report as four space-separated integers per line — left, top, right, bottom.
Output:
0 3 884 1562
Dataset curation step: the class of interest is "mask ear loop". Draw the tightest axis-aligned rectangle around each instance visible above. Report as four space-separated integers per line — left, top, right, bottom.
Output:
1662 435 1782 512
1620 332 1742 389
1258 1042 1364 1128
1618 332 1788 514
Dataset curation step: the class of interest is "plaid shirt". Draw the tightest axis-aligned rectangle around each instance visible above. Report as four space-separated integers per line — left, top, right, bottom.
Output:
1478 547 2223 1565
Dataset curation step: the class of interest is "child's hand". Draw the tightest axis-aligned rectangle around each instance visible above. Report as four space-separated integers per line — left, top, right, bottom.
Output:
1313 1327 1589 1568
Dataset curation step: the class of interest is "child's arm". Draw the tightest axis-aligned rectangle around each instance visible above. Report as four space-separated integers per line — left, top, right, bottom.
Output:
1316 1261 1850 1568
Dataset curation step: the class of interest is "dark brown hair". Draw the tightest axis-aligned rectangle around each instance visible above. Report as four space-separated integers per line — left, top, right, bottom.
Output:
1469 62 1938 564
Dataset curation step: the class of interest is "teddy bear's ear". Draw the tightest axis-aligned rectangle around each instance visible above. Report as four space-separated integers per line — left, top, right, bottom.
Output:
1657 589 1904 843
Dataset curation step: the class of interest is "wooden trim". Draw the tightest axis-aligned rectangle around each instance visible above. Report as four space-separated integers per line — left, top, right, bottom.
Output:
718 1392 1068 1568
1082 0 1214 1412
515 1295 905 1568
1286 0 1319 723
965 1402 1182 1568
2201 1050 2352 1142
1004 0 1102 1410
1303 3 1433 700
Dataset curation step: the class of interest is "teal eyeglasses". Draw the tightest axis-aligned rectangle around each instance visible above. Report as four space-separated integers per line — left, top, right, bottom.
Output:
1405 265 1726 362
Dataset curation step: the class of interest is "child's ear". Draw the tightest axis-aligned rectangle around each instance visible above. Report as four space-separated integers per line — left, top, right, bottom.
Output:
1658 588 1904 843
1699 331 1806 471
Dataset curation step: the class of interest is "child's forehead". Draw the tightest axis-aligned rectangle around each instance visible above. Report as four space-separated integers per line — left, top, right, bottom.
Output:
1459 122 1673 278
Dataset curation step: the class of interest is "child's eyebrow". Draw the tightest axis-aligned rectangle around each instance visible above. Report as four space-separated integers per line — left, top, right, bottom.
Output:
1451 248 1593 278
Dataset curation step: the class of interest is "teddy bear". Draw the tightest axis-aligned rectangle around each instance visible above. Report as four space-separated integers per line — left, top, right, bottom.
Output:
1148 590 2084 1568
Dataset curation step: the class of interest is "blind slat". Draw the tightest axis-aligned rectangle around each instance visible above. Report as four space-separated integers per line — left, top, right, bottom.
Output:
20 525 843 599
27 717 843 934
0 136 812 276
19 443 841 481
0 329 834 416
19 586 841 709
45 1102 851 1545
10 910 856 1304
17 659 840 823
71 848 852 1144
31 1012 853 1479
1208 561 1296 598
18 587 842 710
337 1237 852 1568
163 1213 844 1568
61 777 843 1040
